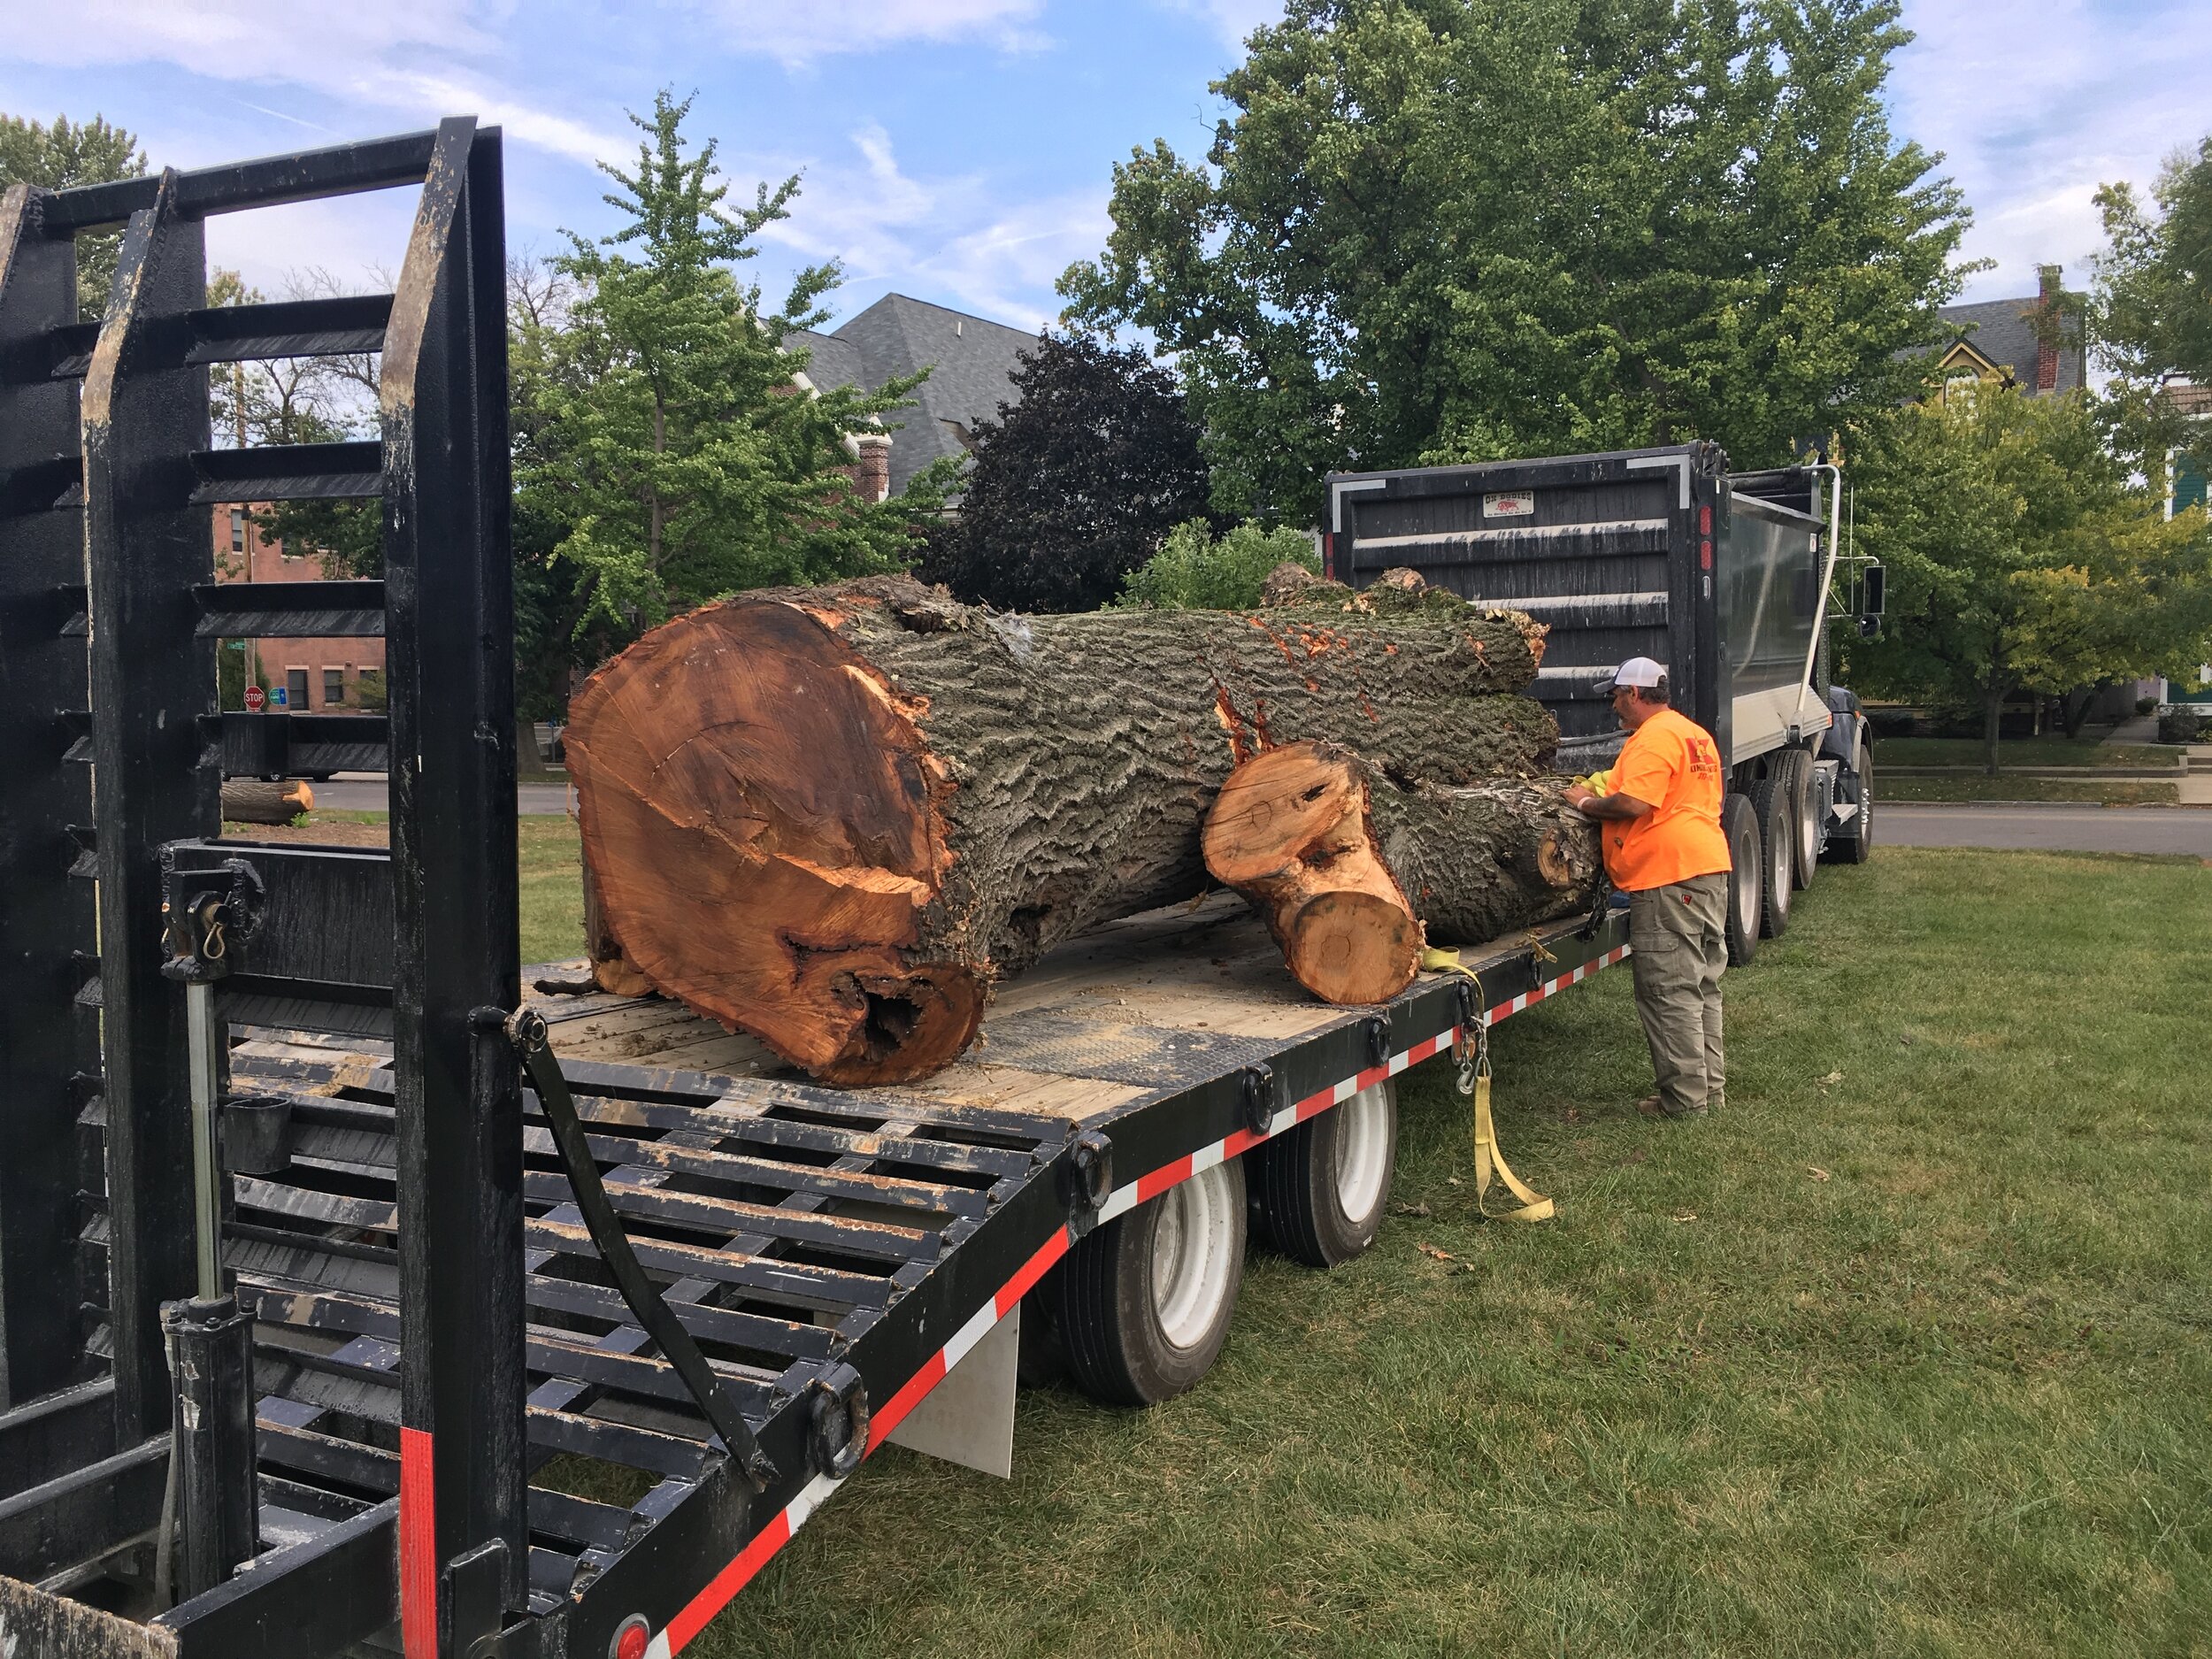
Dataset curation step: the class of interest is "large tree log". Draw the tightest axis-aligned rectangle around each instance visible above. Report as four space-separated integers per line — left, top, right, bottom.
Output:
220 779 313 824
566 576 1555 1085
1202 741 1601 1005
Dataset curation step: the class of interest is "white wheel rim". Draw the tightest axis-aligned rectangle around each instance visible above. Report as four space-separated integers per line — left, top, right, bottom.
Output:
1798 785 1817 868
1770 823 1791 913
1333 1082 1392 1221
1737 852 1758 936
1149 1162 1238 1350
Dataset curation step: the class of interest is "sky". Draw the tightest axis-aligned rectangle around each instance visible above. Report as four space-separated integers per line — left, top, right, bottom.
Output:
0 0 2203 336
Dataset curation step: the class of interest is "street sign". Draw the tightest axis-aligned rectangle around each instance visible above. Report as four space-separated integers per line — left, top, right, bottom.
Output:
270 687 288 708
243 684 265 712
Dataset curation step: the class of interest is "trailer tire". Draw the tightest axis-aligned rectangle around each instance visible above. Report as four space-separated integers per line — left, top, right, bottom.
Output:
1254 1079 1396 1268
1748 770 1793 939
1056 1156 1246 1406
1723 794 1761 966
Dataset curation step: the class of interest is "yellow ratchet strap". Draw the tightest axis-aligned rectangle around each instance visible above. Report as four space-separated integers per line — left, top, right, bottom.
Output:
1419 947 1555 1223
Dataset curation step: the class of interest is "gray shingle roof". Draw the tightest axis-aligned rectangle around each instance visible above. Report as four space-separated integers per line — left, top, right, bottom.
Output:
1933 293 2086 395
798 295 1040 496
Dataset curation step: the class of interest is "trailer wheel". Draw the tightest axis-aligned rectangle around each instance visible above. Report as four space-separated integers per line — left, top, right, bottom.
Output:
1723 794 1761 966
1057 1157 1246 1406
1778 749 1818 891
1748 770 1793 939
1254 1079 1397 1268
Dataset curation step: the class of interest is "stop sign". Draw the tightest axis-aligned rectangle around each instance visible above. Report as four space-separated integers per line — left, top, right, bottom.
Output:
243 684 265 711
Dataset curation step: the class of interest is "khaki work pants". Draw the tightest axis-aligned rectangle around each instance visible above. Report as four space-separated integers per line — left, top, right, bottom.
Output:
1626 872 1728 1113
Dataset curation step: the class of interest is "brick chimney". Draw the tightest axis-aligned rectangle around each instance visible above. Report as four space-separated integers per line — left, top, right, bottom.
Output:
2035 264 2063 392
850 434 892 503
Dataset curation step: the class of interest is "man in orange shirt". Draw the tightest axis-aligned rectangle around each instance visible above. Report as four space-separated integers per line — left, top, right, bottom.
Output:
1559 657 1732 1119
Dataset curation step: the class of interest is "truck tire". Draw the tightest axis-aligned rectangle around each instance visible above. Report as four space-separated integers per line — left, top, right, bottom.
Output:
1057 1156 1246 1406
1748 769 1793 939
1824 733 1874 864
1778 749 1818 891
1723 793 1761 966
1253 1079 1397 1268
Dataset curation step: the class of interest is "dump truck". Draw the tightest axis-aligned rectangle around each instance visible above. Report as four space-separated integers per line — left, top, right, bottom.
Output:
1326 446 1880 963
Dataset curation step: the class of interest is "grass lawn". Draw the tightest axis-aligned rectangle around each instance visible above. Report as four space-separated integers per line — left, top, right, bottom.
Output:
1881 777 2185 806
683 848 2211 1657
1878 737 2181 771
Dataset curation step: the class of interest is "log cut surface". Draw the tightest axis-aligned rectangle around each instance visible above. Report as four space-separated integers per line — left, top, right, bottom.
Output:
566 576 1555 1085
1204 741 1601 1004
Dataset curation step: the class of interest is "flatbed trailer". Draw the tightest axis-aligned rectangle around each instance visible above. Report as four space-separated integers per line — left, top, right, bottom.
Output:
0 121 1632 1657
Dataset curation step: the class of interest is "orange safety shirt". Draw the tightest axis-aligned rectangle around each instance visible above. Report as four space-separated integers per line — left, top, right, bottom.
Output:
1600 707 1732 891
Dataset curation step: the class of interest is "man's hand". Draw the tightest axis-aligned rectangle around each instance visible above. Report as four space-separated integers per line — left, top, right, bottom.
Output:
1563 785 1655 822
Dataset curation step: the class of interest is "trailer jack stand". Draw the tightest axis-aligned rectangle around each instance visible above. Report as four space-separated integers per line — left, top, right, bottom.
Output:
159 1293 257 1601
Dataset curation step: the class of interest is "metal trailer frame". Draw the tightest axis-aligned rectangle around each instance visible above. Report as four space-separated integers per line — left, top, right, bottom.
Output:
0 123 1632 1659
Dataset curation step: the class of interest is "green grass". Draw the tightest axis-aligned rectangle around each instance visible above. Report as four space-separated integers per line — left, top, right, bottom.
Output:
1882 777 2184 806
684 849 2212 1658
1878 737 2181 770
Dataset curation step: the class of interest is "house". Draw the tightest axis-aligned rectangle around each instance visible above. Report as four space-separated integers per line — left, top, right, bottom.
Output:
212 504 384 711
1925 264 2087 399
787 294 1036 498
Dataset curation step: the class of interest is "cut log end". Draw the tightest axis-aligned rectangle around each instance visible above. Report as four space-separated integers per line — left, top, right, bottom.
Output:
1536 832 1576 888
1202 741 1422 1005
1283 889 1423 1005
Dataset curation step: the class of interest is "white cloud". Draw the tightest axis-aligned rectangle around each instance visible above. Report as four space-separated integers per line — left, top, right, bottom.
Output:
688 0 1048 65
8 1 630 170
1891 0 2212 302
751 125 1102 329
1158 0 1283 50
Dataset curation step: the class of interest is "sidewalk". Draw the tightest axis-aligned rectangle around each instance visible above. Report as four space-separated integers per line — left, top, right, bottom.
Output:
2101 712 2162 746
2185 746 2212 806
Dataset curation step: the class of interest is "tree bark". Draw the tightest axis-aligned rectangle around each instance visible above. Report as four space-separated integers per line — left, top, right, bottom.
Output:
220 779 313 824
566 575 1557 1085
1983 679 2005 776
1202 741 1601 1005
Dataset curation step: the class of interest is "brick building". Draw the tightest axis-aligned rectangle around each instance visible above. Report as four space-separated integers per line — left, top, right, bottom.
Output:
213 503 384 711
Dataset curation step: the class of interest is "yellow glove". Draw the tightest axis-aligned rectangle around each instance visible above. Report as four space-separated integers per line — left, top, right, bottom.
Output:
1572 768 1613 796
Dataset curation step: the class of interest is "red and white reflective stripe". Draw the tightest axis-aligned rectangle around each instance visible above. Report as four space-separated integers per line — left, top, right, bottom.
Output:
649 944 1626 1651
1486 943 1632 1023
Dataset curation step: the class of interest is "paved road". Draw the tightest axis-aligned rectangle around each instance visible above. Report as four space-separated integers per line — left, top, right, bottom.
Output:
1881 803 2212 857
311 775 575 816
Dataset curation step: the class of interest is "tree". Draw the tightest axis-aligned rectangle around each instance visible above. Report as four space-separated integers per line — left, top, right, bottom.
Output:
1843 385 2212 771
2091 134 2212 480
0 111 147 320
206 267 382 577
1117 518 1319 610
918 334 1215 611
1061 0 1971 523
518 90 946 640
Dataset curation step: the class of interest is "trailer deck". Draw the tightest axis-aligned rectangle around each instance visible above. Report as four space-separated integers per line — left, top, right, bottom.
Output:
69 896 1617 1656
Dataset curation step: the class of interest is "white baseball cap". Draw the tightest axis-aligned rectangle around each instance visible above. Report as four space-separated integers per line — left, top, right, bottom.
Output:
1596 656 1666 694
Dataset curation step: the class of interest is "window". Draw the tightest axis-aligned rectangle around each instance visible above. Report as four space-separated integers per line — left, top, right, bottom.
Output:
229 508 245 553
285 668 310 710
324 667 347 707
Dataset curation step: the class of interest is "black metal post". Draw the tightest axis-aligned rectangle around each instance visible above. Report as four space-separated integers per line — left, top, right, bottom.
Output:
81 170 219 1448
160 1294 257 1597
0 182 101 1413
382 119 526 1655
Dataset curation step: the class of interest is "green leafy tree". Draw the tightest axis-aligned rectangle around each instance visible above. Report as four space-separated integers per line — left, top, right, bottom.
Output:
519 91 947 638
0 111 147 320
918 334 1216 611
1117 518 1319 610
1061 0 1970 523
1844 385 2212 770
2092 134 2212 481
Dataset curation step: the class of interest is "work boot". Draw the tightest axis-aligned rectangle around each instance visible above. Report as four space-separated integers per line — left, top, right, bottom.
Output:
1635 1093 1708 1119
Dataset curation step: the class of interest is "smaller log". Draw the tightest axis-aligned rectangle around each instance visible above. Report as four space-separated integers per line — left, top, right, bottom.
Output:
1203 741 1601 1005
221 779 313 825
1202 742 1423 1006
